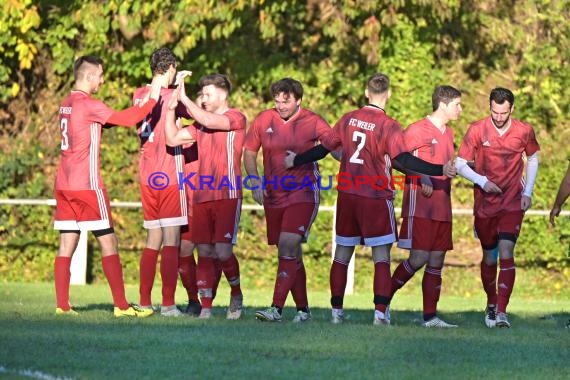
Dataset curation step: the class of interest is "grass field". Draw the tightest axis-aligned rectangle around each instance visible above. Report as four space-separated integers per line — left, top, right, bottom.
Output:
0 281 569 380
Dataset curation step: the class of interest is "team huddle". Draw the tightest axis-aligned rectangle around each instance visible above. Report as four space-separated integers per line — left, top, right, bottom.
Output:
53 47 542 329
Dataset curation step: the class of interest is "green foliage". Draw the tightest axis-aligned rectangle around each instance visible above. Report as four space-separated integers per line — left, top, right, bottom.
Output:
1 0 569 283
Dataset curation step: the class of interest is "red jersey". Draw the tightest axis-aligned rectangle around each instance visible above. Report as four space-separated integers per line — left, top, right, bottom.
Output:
244 107 334 207
133 86 185 188
194 109 246 203
458 117 540 218
55 91 115 190
401 118 454 221
329 105 407 200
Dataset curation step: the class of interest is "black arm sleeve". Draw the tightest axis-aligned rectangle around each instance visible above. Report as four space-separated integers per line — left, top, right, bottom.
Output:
293 144 331 166
393 152 444 176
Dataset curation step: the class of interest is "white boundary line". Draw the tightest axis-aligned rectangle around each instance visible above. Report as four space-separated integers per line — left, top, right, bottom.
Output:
0 365 74 380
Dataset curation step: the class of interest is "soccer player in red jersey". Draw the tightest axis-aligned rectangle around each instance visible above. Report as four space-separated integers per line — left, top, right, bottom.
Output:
133 47 190 317
287 73 456 325
53 55 162 317
165 73 246 320
390 85 462 328
244 78 335 323
456 87 540 328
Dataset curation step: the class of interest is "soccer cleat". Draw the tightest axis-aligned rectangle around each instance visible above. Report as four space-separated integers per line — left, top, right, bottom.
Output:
496 312 511 328
485 305 497 328
198 308 212 319
292 310 311 323
255 306 282 322
184 300 202 317
422 316 458 328
114 304 154 318
161 305 184 317
226 294 243 320
55 307 79 316
373 310 390 326
331 308 345 324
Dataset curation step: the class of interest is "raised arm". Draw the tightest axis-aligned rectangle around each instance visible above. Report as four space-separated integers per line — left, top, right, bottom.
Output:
164 87 195 146
179 90 231 131
106 77 162 126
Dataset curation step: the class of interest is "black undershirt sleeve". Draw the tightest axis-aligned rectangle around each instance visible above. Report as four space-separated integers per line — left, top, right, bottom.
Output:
393 152 444 176
292 145 331 166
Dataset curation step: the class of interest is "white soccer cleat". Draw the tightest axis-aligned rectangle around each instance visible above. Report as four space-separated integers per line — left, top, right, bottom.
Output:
331 308 345 324
485 306 497 328
373 310 390 326
160 305 184 317
495 312 511 328
198 308 213 319
226 294 243 320
255 306 282 322
292 310 311 323
422 316 458 328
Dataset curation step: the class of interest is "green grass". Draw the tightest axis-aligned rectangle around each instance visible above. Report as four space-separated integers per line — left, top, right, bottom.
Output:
0 282 569 380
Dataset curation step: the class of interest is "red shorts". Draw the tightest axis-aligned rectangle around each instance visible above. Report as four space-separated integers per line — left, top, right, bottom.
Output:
192 199 241 244
398 216 453 251
335 192 397 247
54 189 113 231
140 185 187 229
264 203 318 245
474 210 524 249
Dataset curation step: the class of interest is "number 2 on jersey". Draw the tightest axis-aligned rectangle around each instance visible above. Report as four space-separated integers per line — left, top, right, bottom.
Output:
349 131 366 164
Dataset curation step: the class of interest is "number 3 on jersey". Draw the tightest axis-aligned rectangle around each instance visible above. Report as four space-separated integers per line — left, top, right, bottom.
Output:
60 118 69 150
349 131 366 164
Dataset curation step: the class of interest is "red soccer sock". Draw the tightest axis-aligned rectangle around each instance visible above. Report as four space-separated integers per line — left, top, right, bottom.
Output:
330 259 349 309
54 256 72 310
422 266 442 318
160 246 179 307
221 254 242 297
212 258 223 300
178 255 199 301
101 254 129 309
497 258 516 313
139 248 159 306
373 260 391 313
480 261 498 306
197 256 215 309
391 259 416 297
272 256 298 309
291 259 308 310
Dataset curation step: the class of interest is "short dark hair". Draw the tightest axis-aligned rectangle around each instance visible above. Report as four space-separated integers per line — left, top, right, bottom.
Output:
367 73 390 95
198 74 232 94
73 55 103 80
432 85 462 111
270 78 304 100
489 87 515 108
149 47 177 75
